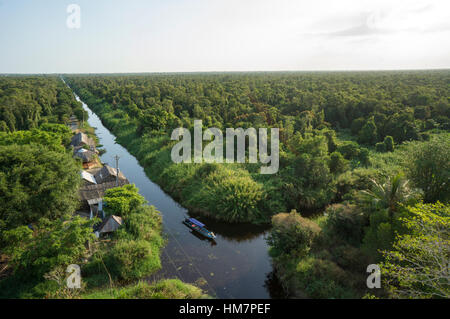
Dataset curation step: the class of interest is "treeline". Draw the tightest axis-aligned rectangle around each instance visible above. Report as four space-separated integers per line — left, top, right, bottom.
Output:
66 71 449 144
0 76 87 132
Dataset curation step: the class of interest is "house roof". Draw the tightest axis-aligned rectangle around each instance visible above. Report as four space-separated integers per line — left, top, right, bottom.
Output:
70 132 95 148
74 149 96 163
87 198 102 206
97 215 123 233
94 165 128 184
81 171 97 184
79 180 129 201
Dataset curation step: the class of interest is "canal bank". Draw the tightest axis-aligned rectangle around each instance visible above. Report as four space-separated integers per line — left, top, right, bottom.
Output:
66 83 285 299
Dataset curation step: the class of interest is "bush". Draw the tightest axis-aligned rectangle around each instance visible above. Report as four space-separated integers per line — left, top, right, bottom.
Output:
120 205 162 242
383 136 395 152
106 239 161 282
329 152 349 175
291 257 355 298
268 210 321 257
188 167 265 223
323 204 366 246
337 141 360 160
103 184 147 217
405 137 450 203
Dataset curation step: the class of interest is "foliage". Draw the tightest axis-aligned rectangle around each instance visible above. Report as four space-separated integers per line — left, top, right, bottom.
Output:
103 184 147 217
405 137 450 203
105 239 161 282
358 173 418 220
83 279 209 299
268 210 321 257
358 117 378 145
65 71 450 223
381 202 450 298
2 216 96 279
329 151 349 175
0 143 81 230
0 76 85 132
322 204 366 246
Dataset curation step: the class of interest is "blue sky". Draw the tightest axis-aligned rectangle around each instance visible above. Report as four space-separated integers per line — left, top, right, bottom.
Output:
1 0 449 73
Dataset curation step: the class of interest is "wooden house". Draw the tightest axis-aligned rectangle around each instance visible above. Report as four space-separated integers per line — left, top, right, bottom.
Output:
94 164 129 184
74 148 97 169
71 132 96 150
95 215 123 237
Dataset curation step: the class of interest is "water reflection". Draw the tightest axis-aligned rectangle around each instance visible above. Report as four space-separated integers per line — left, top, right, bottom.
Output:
185 226 218 247
189 213 272 242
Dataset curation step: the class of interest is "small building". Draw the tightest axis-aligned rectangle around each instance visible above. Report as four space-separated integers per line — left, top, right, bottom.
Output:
71 132 96 149
94 164 129 184
74 148 96 162
74 149 97 169
95 215 123 237
79 179 130 213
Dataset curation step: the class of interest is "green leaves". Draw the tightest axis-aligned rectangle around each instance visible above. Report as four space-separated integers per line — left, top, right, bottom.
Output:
405 137 450 203
3 216 96 279
103 184 147 217
0 143 81 230
381 202 450 298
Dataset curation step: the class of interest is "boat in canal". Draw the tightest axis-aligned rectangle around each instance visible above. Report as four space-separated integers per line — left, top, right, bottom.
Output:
183 217 216 240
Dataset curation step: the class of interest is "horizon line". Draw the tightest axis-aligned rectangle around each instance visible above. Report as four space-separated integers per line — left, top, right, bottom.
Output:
1 67 450 76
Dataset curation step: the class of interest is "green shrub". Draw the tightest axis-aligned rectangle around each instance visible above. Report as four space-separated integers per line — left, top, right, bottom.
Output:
268 210 321 257
106 240 161 282
291 257 355 298
337 141 360 160
104 184 147 217
383 136 395 152
323 204 366 246
329 151 349 175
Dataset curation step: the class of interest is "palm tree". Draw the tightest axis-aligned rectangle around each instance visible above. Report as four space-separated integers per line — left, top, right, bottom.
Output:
359 173 414 221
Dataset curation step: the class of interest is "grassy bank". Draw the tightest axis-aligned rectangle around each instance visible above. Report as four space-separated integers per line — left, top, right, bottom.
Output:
82 279 210 299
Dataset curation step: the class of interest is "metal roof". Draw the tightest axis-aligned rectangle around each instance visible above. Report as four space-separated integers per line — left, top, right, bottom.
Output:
188 218 205 228
81 171 97 184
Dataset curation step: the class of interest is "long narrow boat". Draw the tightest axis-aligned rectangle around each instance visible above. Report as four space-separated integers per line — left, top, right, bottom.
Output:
183 217 216 240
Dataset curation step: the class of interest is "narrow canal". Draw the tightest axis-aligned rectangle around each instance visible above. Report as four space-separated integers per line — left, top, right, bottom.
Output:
70 88 285 299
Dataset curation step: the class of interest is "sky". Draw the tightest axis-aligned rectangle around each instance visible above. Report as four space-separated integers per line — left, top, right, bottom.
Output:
0 0 449 73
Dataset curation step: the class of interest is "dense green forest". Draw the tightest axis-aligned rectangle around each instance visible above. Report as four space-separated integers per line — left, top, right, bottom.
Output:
0 76 87 132
65 71 449 298
0 73 448 299
0 76 207 299
65 71 450 221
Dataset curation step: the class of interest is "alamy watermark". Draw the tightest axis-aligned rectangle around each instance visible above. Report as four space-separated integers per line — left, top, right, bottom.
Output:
66 4 81 29
170 120 279 174
66 264 81 289
366 264 381 289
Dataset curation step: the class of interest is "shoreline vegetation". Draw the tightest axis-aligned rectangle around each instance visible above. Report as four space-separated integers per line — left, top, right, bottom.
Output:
0 75 209 299
64 71 449 298
0 72 449 299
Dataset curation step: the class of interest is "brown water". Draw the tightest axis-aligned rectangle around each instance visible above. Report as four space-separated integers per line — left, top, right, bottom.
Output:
71 89 286 299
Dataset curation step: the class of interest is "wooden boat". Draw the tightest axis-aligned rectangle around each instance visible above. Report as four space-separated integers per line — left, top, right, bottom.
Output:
183 217 216 240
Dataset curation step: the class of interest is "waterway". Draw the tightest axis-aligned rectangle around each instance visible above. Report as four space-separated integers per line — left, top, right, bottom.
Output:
70 88 285 299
